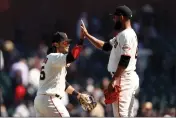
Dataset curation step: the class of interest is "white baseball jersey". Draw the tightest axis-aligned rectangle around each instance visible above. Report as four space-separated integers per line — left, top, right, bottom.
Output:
37 53 68 97
107 28 138 73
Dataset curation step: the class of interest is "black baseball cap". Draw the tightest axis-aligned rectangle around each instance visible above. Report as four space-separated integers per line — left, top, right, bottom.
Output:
52 31 72 43
110 5 132 19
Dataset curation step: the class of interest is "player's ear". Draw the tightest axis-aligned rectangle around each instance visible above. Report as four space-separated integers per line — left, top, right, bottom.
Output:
55 42 60 48
120 15 123 21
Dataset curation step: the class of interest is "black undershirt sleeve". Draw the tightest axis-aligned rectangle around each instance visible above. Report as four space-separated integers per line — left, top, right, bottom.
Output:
66 52 75 64
102 42 112 52
66 39 84 64
118 55 131 68
65 81 70 91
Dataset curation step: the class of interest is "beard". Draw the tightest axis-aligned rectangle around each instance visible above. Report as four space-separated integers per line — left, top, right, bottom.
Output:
114 20 122 31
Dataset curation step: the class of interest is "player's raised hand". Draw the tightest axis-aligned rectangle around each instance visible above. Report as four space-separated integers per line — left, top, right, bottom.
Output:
80 19 88 36
80 27 85 39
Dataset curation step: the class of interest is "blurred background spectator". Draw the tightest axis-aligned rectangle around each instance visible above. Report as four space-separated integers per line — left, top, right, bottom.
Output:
0 0 176 117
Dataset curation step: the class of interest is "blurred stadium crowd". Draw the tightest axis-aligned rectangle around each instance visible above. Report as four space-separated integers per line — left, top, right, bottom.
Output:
0 4 176 117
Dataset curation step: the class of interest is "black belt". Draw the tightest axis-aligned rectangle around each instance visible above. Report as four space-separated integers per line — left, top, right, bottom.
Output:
110 72 115 77
110 71 131 76
55 94 62 99
111 72 115 74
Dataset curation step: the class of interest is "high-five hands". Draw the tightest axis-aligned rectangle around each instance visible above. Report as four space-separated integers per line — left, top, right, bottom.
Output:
80 19 88 38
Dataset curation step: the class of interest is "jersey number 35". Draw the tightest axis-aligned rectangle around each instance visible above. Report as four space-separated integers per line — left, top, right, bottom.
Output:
40 58 48 80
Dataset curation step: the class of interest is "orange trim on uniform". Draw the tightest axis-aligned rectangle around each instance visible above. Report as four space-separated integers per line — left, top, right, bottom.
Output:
50 96 62 117
117 76 122 117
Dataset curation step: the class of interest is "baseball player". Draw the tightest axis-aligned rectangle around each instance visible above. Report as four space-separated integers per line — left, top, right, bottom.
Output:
81 5 139 117
34 32 96 117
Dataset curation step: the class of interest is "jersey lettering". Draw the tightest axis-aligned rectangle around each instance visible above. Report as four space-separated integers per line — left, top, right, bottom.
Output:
40 66 45 80
114 40 118 48
40 58 48 80
135 47 138 58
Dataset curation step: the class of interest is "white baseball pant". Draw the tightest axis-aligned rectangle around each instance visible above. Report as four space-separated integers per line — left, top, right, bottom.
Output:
34 94 70 117
111 71 139 117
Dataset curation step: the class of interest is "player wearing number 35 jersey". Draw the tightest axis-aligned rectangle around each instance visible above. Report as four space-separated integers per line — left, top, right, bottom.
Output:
34 32 85 117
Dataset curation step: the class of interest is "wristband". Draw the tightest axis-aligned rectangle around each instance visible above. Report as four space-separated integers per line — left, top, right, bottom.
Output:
72 90 79 97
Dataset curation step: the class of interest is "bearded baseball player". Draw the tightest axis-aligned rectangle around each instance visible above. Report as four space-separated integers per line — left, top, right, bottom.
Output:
81 5 139 117
34 32 97 117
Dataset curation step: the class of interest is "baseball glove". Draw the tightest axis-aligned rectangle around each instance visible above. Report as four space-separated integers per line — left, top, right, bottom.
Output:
104 85 120 104
79 94 97 111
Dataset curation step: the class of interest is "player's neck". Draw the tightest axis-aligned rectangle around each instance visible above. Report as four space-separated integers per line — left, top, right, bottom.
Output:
57 48 61 53
57 48 67 54
122 21 131 30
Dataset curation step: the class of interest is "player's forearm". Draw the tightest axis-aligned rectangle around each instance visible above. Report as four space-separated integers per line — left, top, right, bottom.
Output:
65 85 75 94
86 33 105 49
113 66 126 79
65 82 81 99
